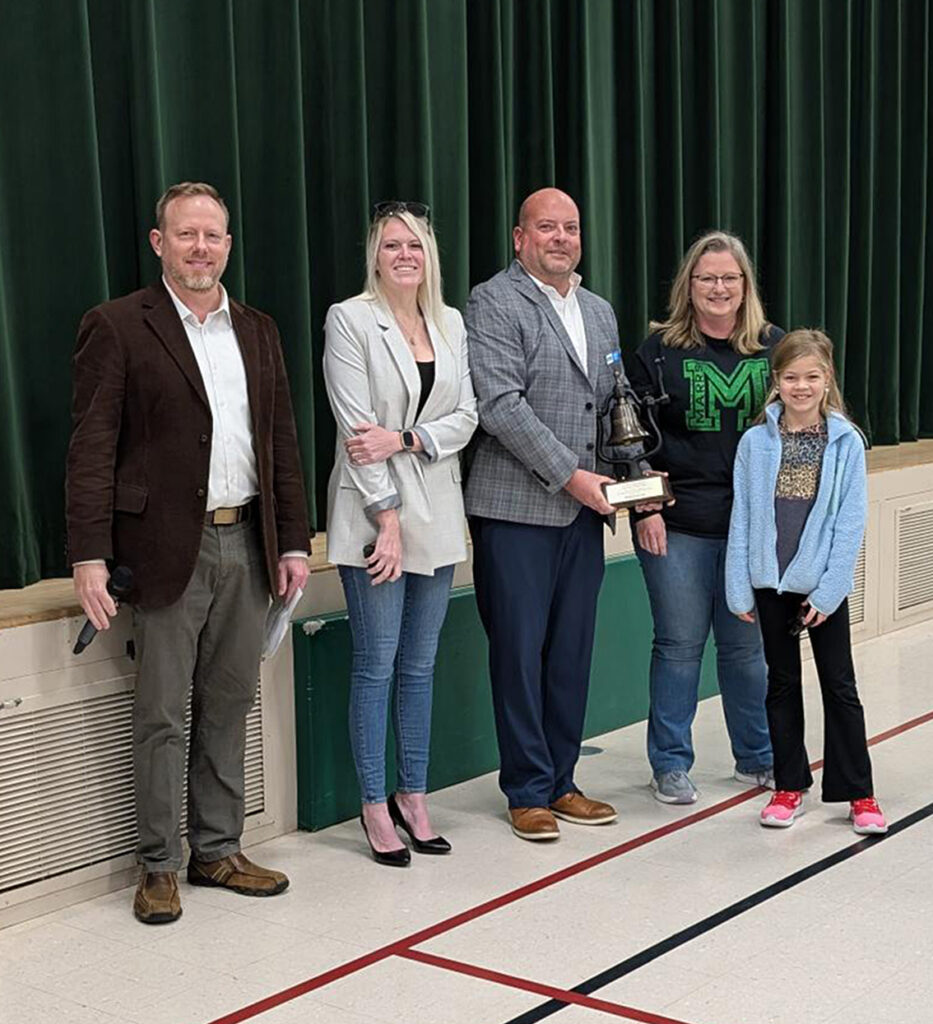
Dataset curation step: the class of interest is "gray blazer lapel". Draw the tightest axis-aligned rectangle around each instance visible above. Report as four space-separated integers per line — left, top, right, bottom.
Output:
373 303 420 425
416 317 452 424
578 290 614 387
507 261 589 381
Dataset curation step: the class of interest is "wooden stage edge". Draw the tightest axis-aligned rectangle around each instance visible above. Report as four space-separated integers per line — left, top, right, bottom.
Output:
3 438 933 630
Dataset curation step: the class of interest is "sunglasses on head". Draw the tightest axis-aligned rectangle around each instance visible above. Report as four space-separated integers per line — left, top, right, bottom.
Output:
371 200 431 224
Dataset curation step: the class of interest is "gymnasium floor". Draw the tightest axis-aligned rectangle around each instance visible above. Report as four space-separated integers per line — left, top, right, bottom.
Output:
2 619 931 1024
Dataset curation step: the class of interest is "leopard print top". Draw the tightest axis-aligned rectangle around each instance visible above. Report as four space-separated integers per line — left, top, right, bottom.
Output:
776 420 827 500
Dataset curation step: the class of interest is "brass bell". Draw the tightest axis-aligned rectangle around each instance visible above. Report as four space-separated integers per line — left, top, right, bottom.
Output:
608 395 650 447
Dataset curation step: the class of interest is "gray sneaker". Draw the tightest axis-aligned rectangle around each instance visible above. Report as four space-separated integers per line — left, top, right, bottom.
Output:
651 770 698 804
734 767 776 790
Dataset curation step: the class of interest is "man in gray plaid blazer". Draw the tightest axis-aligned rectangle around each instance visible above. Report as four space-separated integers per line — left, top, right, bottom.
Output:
465 188 648 841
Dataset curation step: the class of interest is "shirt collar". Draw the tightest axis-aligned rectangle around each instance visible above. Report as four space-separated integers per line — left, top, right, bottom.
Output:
522 266 582 302
162 275 231 326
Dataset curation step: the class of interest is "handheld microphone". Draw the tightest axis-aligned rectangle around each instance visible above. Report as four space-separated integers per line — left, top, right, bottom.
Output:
73 565 135 655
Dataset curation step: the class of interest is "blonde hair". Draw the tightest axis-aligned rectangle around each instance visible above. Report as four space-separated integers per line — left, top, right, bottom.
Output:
155 182 229 231
359 211 447 338
759 328 848 422
650 231 770 354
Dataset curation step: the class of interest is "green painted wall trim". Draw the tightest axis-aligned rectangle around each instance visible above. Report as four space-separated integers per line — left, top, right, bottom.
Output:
293 554 718 830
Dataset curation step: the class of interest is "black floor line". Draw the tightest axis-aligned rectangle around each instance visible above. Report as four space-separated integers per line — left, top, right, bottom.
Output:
500 801 933 1024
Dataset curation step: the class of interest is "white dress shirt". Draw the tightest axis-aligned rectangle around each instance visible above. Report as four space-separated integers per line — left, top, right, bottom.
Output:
163 277 259 511
526 269 588 372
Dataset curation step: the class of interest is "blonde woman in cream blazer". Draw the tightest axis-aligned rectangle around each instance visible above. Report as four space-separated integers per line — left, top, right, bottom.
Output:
323 202 477 867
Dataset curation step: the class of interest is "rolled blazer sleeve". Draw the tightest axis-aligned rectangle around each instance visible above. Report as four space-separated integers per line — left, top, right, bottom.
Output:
66 308 126 564
323 304 401 515
466 285 579 493
414 311 478 462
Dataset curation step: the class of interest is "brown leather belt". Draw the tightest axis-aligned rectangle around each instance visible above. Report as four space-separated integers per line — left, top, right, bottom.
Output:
204 502 253 526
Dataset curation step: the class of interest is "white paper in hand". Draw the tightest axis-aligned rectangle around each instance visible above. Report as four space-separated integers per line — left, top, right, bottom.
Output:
261 587 303 660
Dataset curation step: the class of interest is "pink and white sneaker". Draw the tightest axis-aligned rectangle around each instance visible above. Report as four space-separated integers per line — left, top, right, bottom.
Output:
760 790 805 828
850 797 888 835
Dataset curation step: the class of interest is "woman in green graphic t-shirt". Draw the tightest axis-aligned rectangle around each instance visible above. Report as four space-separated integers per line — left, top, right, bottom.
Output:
626 231 784 807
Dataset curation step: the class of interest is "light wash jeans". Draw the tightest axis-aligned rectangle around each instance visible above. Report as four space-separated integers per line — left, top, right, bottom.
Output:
635 529 772 777
338 564 455 804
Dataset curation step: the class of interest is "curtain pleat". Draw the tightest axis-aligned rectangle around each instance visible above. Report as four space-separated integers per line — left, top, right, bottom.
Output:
821 3 852 391
466 0 514 284
898 2 929 439
922 3 933 439
0 0 930 588
0 1 112 585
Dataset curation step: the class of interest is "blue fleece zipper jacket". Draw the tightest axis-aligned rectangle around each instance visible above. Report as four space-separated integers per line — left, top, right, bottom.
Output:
725 403 867 616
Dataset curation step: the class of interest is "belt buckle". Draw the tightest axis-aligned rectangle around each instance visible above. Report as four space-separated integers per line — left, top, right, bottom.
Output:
213 506 241 526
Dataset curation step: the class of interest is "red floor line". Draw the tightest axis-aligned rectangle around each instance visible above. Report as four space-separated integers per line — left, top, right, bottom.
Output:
865 708 933 746
204 708 933 1024
398 947 703 1024
205 793 762 1024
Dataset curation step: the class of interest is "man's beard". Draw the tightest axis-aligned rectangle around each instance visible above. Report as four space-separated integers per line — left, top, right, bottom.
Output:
169 266 217 291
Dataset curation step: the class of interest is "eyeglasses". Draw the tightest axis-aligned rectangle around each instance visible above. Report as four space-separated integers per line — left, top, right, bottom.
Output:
371 200 431 224
691 273 744 289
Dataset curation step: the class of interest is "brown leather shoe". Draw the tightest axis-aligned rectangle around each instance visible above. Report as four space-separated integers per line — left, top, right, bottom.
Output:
187 852 289 896
509 807 560 841
549 791 617 825
133 871 181 924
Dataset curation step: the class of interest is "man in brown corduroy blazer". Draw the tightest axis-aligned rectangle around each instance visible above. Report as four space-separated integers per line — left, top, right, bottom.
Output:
66 181 310 924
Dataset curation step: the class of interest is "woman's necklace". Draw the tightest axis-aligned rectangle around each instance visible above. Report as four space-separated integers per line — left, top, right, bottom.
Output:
393 308 423 347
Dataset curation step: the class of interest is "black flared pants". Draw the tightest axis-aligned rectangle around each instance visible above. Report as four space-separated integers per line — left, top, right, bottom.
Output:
754 589 874 802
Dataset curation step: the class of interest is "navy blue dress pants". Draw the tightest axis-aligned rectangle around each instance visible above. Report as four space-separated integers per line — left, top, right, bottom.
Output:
469 509 605 808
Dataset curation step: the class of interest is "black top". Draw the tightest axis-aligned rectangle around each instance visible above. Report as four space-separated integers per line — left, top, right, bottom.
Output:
414 359 436 420
627 325 784 538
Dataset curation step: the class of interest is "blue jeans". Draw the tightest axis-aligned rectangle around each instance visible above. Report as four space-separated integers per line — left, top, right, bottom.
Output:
635 529 772 776
338 564 455 804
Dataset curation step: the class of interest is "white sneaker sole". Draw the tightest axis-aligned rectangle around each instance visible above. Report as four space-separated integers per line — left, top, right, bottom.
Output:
650 780 698 805
760 805 805 828
550 809 618 825
734 771 776 790
511 825 560 841
851 820 888 835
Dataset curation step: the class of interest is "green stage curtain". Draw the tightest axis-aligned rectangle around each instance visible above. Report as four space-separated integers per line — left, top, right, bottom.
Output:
0 0 930 588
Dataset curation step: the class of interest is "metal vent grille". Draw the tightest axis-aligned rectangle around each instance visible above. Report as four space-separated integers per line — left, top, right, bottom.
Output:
896 504 933 612
849 544 866 625
0 682 264 894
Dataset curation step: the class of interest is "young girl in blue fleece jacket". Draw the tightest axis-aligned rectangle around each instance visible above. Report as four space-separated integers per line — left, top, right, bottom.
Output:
726 329 886 834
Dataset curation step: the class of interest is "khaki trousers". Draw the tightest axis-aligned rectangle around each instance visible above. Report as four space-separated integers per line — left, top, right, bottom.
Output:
132 520 269 872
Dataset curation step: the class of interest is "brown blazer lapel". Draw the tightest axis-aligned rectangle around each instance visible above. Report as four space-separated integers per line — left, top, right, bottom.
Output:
142 283 210 409
230 301 264 439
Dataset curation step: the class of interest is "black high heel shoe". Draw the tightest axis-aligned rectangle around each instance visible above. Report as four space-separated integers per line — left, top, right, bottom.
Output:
388 793 452 854
360 815 410 867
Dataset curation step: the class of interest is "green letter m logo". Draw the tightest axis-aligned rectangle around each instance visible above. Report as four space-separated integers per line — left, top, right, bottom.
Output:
683 358 770 431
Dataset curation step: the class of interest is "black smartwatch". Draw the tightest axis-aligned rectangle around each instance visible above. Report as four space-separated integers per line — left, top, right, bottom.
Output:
400 430 416 451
